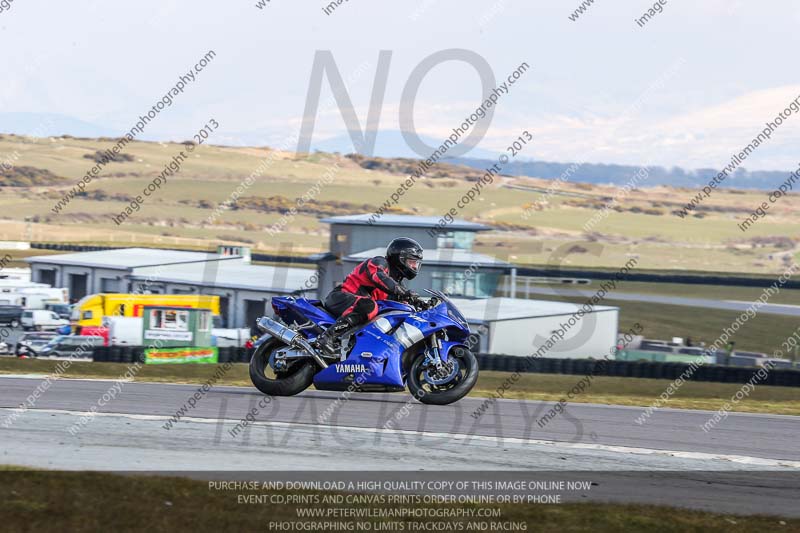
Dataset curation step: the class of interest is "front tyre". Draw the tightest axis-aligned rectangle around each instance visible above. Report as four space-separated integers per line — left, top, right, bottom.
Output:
408 346 479 405
249 338 316 397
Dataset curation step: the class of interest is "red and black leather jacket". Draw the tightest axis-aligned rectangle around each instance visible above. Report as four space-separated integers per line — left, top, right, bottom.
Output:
340 256 405 300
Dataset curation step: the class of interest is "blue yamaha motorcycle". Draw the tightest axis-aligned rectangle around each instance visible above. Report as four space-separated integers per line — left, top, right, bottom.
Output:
249 290 478 405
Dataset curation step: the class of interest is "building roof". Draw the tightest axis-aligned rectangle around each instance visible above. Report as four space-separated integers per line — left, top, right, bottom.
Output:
345 247 511 268
25 248 224 270
131 261 317 292
451 297 618 323
320 214 491 231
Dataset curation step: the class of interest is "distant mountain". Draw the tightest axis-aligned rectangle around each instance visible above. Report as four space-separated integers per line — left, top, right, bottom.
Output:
447 157 794 191
311 130 500 160
0 112 115 138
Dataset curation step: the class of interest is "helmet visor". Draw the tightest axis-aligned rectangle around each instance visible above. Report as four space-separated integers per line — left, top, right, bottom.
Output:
405 257 422 273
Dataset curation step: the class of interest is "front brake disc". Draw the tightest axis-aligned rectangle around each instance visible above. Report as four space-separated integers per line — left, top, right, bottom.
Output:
423 359 460 386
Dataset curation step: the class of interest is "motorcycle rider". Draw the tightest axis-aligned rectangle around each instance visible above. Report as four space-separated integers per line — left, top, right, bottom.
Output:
314 237 424 355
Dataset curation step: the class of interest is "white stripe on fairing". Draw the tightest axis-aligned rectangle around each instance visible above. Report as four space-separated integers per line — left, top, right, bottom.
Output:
3 407 800 469
394 323 424 348
375 318 392 333
401 323 425 345
394 326 413 348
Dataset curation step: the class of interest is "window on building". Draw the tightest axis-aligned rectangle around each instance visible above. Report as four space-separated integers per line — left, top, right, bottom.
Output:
198 312 210 331
436 231 474 250
150 309 189 330
431 271 499 298
37 269 56 286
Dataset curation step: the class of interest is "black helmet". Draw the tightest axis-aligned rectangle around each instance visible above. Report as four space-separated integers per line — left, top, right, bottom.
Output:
386 237 423 279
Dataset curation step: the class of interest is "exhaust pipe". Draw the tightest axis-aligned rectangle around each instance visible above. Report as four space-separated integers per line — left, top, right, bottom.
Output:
257 317 328 369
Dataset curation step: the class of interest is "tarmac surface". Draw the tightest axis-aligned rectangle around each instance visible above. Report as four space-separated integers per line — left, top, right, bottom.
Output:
1 375 799 516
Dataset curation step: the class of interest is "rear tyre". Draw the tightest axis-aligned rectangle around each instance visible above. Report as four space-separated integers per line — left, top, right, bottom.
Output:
408 346 479 406
249 338 316 397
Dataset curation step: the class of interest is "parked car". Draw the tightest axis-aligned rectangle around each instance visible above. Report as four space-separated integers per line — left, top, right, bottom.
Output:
45 303 73 320
21 309 70 331
15 332 58 356
0 304 23 328
37 335 105 358
0 340 8 354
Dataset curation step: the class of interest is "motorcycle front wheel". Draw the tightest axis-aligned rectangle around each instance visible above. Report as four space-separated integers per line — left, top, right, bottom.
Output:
249 338 316 397
407 346 479 405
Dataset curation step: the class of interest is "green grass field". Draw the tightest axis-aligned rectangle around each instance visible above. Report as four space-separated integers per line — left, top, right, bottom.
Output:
1 133 798 273
523 291 799 356
1 469 795 532
2 358 799 415
605 280 800 306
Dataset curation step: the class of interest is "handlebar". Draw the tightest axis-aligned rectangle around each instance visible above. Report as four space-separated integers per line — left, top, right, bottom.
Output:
408 295 438 311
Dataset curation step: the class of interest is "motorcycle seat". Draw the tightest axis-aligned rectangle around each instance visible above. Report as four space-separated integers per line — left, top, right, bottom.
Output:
310 300 334 317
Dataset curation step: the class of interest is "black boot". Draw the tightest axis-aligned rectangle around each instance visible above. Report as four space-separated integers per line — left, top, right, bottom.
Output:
314 315 359 356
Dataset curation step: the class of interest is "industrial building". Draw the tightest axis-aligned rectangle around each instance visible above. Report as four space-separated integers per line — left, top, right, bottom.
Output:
453 297 619 357
28 248 226 300
129 260 316 328
27 246 312 328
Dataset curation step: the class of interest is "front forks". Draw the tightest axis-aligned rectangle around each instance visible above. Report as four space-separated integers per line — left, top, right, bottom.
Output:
424 333 445 369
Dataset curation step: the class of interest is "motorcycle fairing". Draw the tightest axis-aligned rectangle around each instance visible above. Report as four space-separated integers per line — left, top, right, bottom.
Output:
268 293 473 391
312 307 468 389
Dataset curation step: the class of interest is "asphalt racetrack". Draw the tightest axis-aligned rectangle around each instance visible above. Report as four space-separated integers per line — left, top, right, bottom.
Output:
1 375 799 516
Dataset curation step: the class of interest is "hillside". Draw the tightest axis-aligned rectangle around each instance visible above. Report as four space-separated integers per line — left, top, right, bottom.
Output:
449 156 796 190
0 133 797 275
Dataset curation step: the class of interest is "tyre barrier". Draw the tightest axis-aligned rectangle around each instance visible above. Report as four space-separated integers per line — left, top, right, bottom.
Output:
93 346 143 363
87 349 799 387
474 354 800 387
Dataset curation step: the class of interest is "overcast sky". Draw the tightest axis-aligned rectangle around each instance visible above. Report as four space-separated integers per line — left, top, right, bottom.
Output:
1 0 799 170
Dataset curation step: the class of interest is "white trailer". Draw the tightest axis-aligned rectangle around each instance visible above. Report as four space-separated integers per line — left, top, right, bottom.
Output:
0 288 69 309
103 316 144 346
0 280 50 293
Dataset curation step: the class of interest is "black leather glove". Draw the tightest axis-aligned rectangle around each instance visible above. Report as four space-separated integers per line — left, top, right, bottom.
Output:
409 292 426 309
395 285 411 299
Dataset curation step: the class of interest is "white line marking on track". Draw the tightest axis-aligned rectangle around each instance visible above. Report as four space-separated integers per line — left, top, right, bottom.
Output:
3 407 800 469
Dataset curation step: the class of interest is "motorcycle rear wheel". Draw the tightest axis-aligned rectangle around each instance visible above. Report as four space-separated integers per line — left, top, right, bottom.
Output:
407 346 479 405
249 338 316 397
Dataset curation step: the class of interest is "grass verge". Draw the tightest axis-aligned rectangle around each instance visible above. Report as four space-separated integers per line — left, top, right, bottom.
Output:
2 358 799 415
526 292 800 355
0 469 796 532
